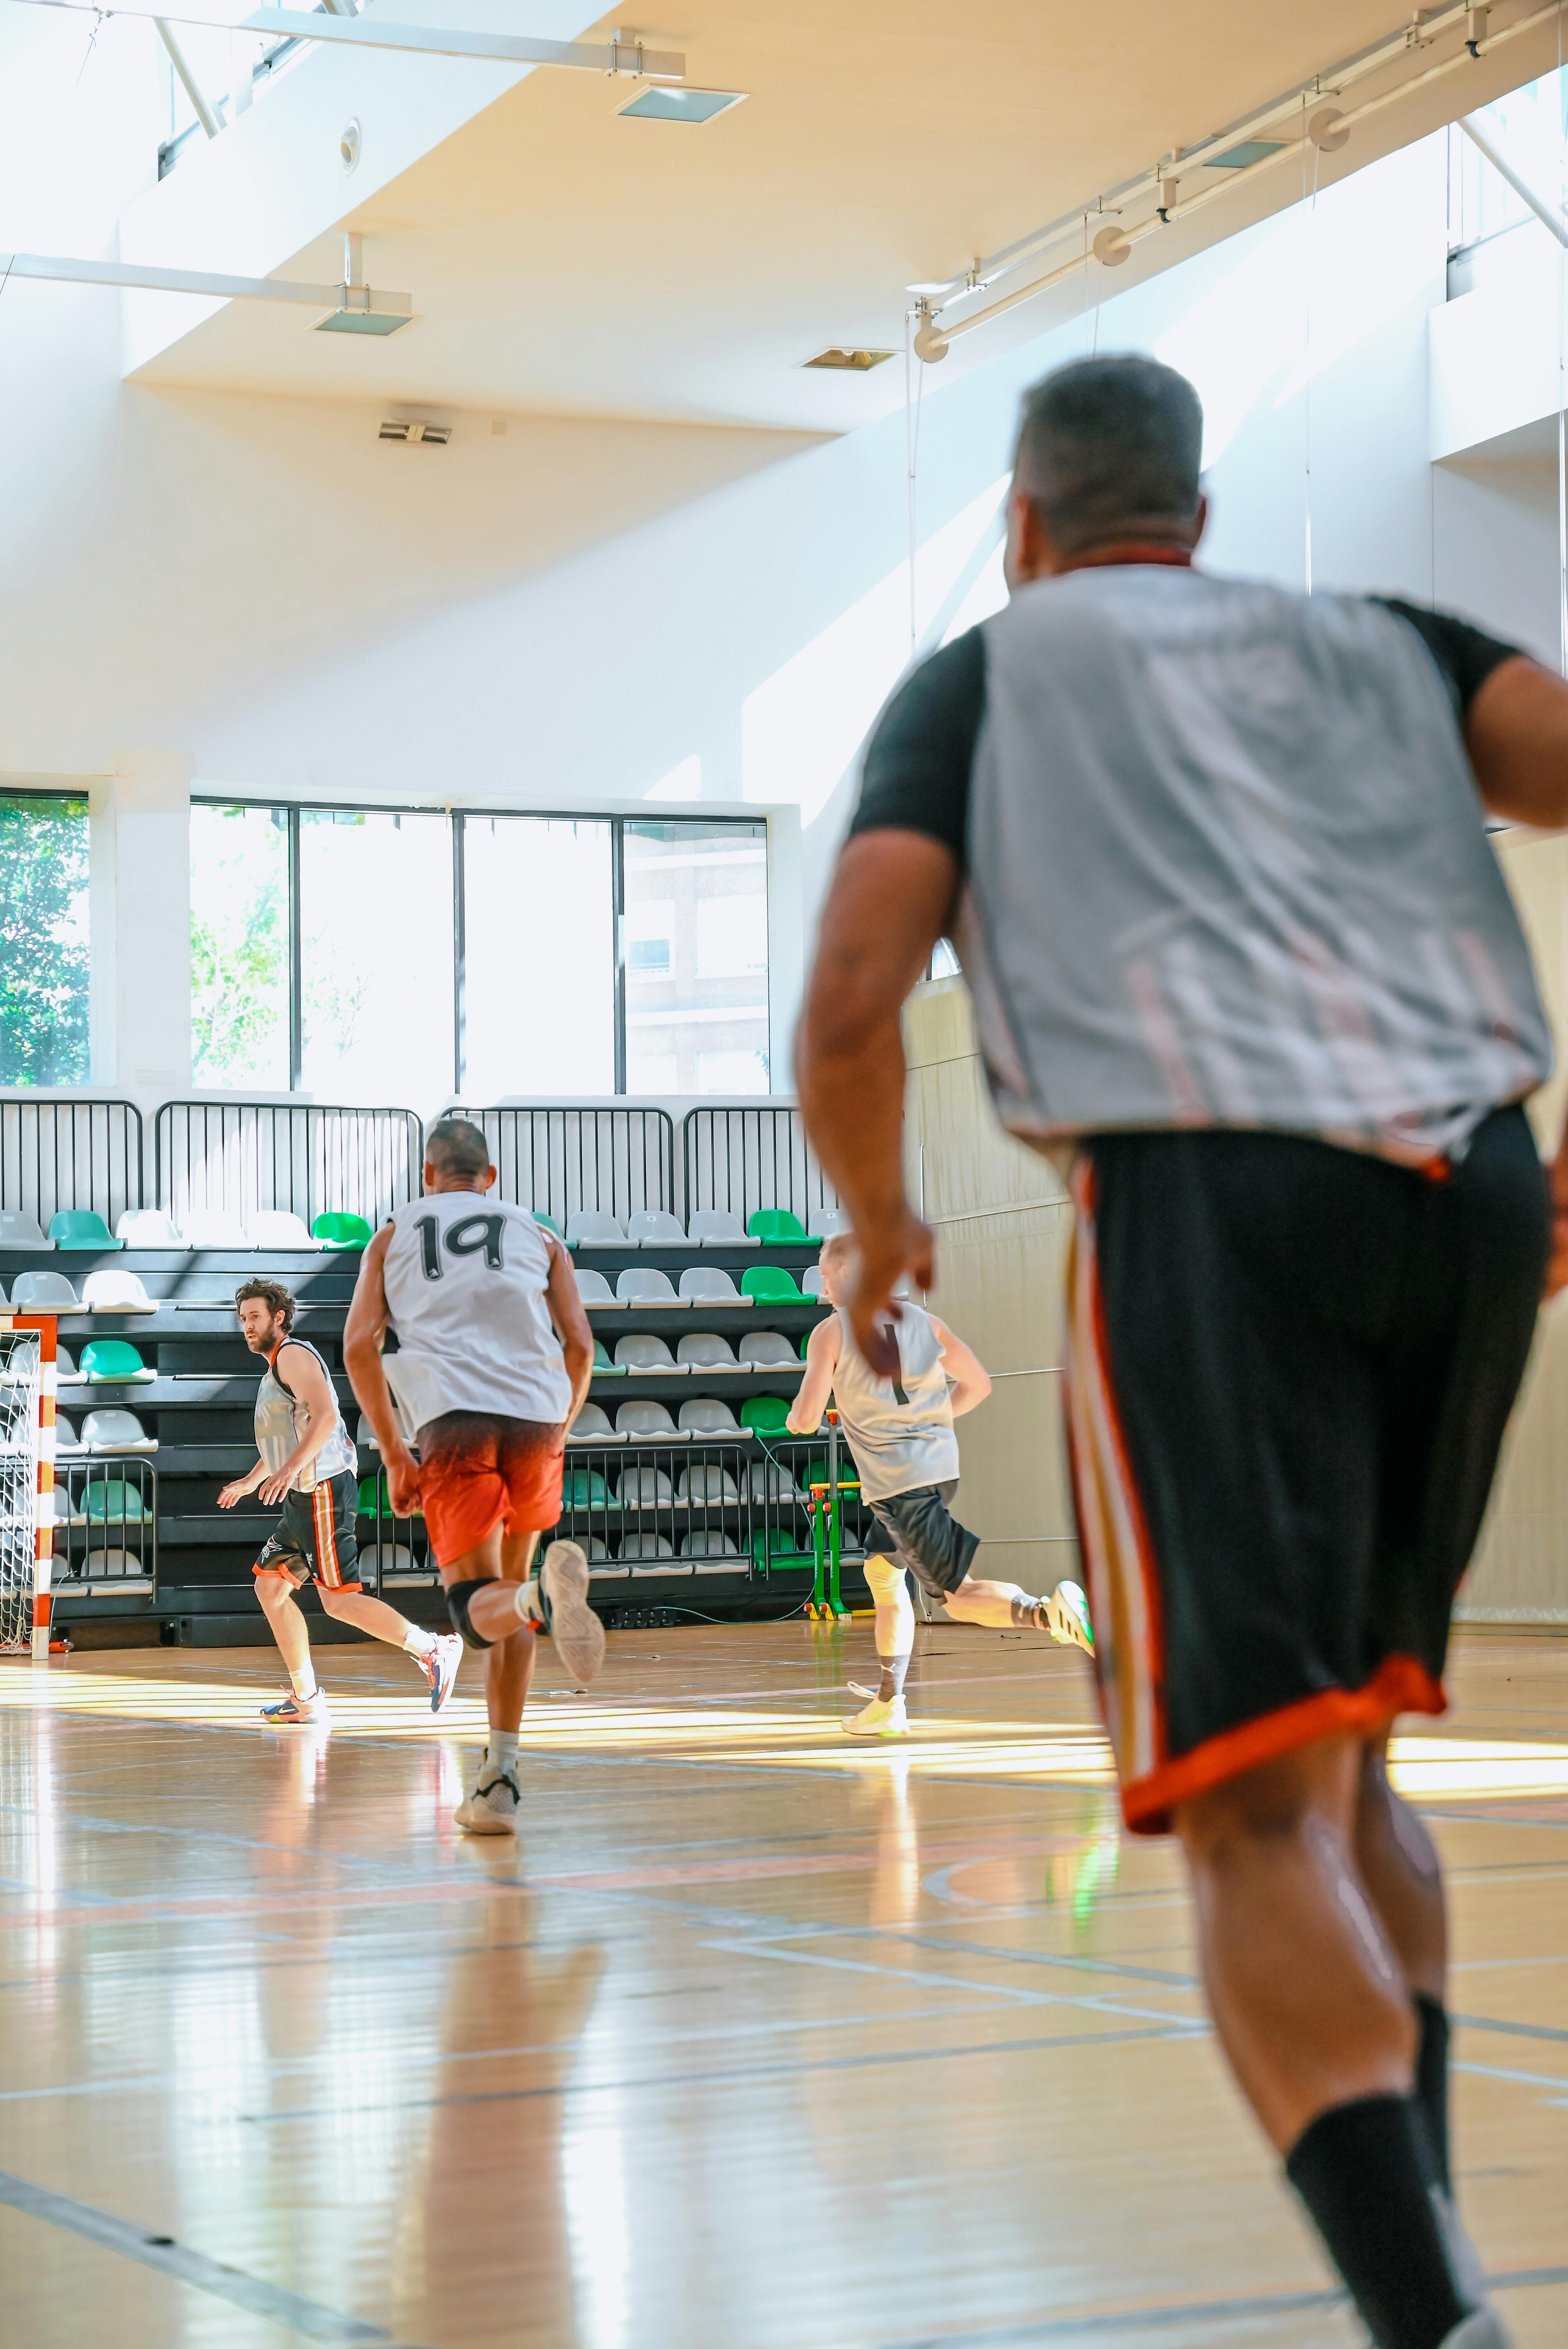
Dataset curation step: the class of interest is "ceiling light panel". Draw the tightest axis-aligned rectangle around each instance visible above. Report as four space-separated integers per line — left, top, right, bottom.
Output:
803 347 894 371
615 85 746 124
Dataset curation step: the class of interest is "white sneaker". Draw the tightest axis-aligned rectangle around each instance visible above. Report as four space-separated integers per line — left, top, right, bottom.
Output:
843 1688 909 1738
454 1764 520 1836
1045 1579 1094 1654
260 1687 331 1727
538 1540 606 1688
1434 2187 1490 2310
422 1632 463 1714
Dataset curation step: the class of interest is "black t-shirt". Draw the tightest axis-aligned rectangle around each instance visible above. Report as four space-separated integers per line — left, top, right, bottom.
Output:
847 592 1525 869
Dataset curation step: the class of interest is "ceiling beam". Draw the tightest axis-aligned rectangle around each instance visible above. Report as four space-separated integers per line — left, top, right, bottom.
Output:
0 251 412 310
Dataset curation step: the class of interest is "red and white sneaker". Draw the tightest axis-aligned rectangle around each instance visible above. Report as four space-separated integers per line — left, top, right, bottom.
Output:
260 1687 331 1727
423 1633 463 1713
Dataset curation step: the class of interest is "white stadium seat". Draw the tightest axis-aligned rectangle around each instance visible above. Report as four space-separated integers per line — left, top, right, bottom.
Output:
567 1403 617 1444
115 1210 185 1248
738 1331 799 1371
12 1270 82 1313
568 1211 626 1249
807 1206 852 1239
82 1270 156 1315
614 1334 683 1374
676 1464 738 1506
676 1333 739 1372
686 1210 759 1248
180 1209 249 1249
615 1467 673 1509
55 1415 83 1456
246 1211 319 1250
747 1460 800 1502
0 1212 50 1249
620 1534 683 1572
82 1409 157 1453
677 1267 744 1306
615 1400 685 1441
629 1209 686 1246
55 1346 85 1387
573 1268 621 1307
802 1266 827 1299
617 1267 682 1306
679 1397 741 1436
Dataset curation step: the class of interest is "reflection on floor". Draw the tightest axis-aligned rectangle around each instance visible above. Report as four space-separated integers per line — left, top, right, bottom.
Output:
0 1622 1564 2348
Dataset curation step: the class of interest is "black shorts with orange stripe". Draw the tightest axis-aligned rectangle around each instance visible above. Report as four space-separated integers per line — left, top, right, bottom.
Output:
1063 1105 1547 1837
254 1470 361 1593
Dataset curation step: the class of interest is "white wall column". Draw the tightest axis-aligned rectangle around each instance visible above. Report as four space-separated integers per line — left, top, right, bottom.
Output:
90 752 192 1100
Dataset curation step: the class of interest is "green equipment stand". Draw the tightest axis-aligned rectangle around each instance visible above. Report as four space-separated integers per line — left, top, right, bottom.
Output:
806 1413 856 1620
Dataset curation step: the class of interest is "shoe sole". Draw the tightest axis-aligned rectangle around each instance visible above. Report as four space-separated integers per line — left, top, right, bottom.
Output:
843 1716 910 1738
453 1802 517 1836
1045 1588 1094 1654
541 1541 606 1686
260 1710 331 1728
428 1642 462 1715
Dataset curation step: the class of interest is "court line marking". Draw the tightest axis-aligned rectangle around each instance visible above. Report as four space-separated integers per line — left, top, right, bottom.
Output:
241 2021 1199 2127
863 2266 1568 2344
0 2168 393 2342
1453 2011 1568 2045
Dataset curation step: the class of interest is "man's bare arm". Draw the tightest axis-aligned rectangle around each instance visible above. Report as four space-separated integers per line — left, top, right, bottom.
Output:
930 1315 991 1419
342 1228 422 1514
544 1237 595 1441
1465 655 1568 831
787 1317 841 1434
796 829 959 1369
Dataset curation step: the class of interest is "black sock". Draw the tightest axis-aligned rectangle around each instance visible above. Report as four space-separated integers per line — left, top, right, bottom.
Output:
1285 2094 1467 2349
878 1652 910 1703
1414 1994 1452 2197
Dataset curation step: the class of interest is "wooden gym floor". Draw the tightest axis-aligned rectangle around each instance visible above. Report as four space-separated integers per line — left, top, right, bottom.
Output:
0 1621 1563 2348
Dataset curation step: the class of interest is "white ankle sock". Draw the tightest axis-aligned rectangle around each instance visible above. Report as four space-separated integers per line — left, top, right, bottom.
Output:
487 1732 520 1778
289 1664 317 1701
402 1626 437 1659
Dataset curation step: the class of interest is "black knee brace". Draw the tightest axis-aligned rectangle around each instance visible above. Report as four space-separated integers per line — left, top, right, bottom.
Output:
446 1579 496 1652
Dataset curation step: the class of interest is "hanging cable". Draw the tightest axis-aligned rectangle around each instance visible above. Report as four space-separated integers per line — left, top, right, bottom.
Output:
903 306 926 658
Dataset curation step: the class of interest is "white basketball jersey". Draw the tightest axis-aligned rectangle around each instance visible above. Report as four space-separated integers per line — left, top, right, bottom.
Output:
380 1190 573 1441
829 1301 959 1503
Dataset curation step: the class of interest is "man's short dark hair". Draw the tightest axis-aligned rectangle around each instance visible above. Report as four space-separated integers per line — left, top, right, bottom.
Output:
1013 355 1204 555
235 1278 295 1331
425 1116 492 1181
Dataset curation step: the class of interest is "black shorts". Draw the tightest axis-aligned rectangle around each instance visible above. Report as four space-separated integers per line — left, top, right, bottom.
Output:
254 1470 361 1593
865 1479 980 1597
1064 1106 1547 1836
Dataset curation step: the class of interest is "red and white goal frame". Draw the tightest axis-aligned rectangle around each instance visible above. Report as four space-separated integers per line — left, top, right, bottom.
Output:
0 1314 57 1662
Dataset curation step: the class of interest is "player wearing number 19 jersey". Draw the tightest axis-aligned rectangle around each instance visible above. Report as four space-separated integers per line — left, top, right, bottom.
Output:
343 1118 599 1834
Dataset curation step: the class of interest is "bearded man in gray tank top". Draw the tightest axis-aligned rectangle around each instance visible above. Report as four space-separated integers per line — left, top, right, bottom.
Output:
788 1233 1091 1736
796 354 1568 2349
344 1118 600 1835
219 1278 464 1727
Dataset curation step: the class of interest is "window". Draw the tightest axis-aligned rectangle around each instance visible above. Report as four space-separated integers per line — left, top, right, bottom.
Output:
299 811 454 1105
190 804 769 1101
0 792 90 1087
623 822 769 1096
190 804 290 1089
461 817 615 1096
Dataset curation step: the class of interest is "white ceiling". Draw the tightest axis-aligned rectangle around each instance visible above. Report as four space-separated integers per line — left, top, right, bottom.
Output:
128 0 1567 430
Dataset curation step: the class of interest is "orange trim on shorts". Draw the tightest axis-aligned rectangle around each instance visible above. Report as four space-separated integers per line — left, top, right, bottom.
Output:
1120 1655 1446 1836
313 1481 342 1590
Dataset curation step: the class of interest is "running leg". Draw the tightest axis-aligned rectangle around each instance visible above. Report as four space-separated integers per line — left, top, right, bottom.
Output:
845 1554 914 1736
1176 1732 1475 2349
942 1572 1093 1650
253 1567 328 1724
316 1585 463 1711
444 1527 539 1836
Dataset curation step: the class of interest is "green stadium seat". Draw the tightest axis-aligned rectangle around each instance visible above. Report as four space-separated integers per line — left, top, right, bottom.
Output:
80 1339 155 1385
741 1265 804 1304
749 1528 812 1567
312 1212 372 1249
84 1477 146 1523
740 1396 791 1437
49 1211 121 1250
746 1208 807 1243
564 1468 612 1509
531 1212 562 1237
356 1476 381 1518
593 1339 627 1376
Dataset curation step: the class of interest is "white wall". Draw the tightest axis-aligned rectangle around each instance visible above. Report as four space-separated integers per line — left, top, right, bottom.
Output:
2 46 1557 1101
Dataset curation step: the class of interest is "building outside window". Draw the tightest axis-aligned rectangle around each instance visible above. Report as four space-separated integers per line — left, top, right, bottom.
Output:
623 822 769 1096
0 791 90 1087
190 802 290 1089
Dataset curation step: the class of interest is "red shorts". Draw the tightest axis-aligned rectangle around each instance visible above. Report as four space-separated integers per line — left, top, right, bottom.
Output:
416 1412 565 1566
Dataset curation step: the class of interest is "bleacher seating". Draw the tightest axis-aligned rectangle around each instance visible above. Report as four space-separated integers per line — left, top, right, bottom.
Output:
8 1097 855 1634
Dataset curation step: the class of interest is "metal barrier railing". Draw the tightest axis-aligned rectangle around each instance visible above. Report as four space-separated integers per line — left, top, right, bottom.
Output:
154 1102 423 1233
53 1457 157 1593
451 1106 675 1229
0 1098 143 1232
680 1105 839 1230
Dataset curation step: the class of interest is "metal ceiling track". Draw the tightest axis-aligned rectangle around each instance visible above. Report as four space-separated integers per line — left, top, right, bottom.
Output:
9 0 684 78
0 249 410 311
913 0 1550 361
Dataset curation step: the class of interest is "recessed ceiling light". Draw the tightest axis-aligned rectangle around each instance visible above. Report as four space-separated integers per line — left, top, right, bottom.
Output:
1203 138 1286 169
804 347 895 371
615 85 747 123
315 308 413 336
380 419 450 444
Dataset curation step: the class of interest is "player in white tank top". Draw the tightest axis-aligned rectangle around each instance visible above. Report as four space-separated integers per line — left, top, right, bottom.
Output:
344 1118 600 1835
789 1233 1093 1737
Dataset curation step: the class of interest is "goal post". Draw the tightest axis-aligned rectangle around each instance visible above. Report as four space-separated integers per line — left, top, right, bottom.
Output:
0 1315 55 1661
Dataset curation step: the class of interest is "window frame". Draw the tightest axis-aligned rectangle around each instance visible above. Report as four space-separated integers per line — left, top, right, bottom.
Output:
191 797 769 1099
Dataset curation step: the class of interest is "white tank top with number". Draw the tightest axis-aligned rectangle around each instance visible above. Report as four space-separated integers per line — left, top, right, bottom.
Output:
380 1190 573 1441
829 1301 959 1503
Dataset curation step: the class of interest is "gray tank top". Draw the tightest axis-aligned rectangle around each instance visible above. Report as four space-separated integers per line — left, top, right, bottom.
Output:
829 1302 959 1503
255 1338 356 1492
